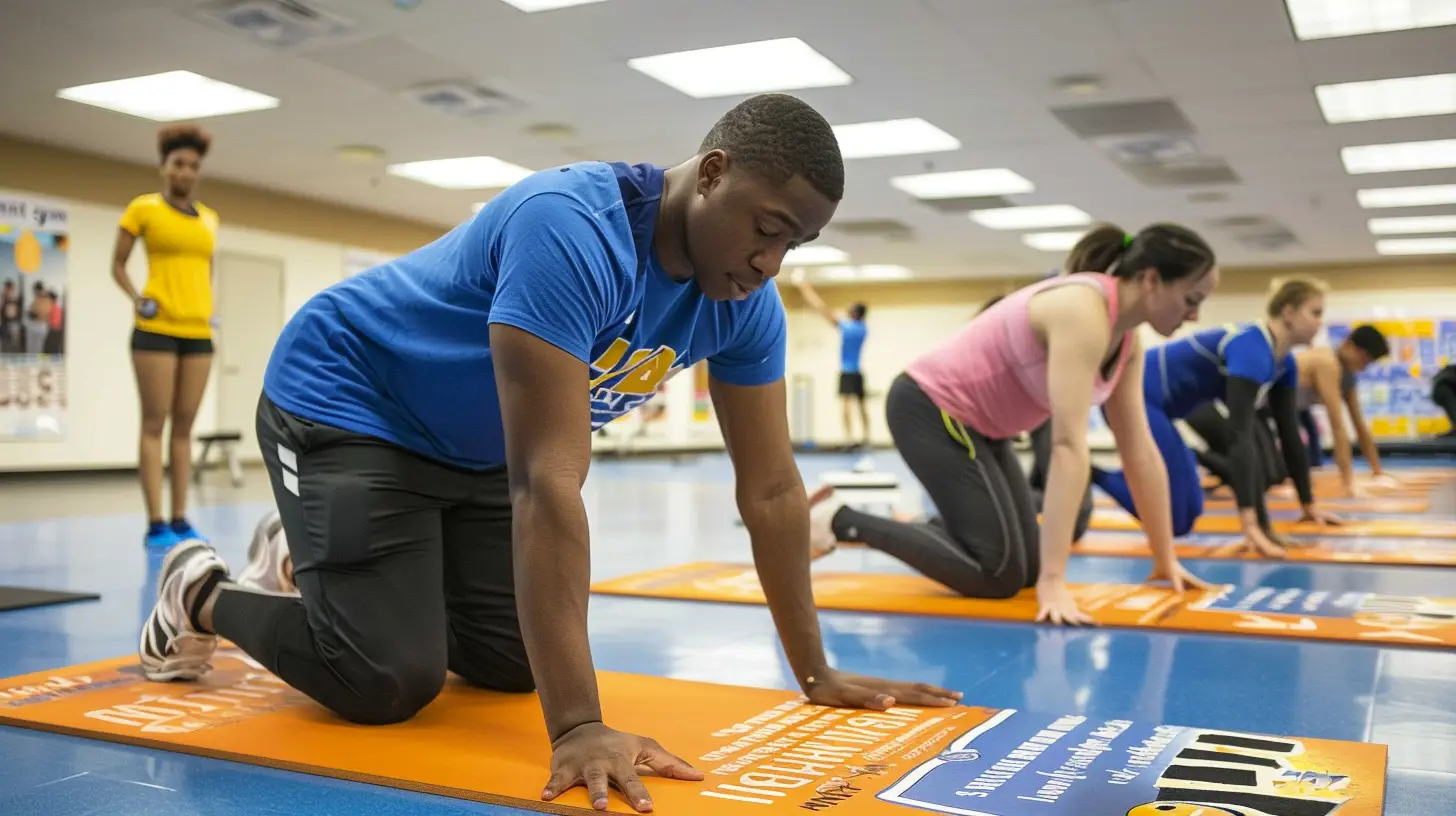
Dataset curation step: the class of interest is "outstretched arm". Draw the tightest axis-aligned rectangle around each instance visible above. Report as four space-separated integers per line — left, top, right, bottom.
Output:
710 285 959 708
1343 386 1384 476
791 275 840 327
1309 357 1356 489
1030 284 1110 624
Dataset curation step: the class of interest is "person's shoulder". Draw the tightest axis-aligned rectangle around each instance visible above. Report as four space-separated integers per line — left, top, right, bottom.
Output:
502 162 623 213
127 193 163 207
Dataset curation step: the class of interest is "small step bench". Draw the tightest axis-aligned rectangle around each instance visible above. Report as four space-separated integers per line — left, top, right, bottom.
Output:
194 431 245 487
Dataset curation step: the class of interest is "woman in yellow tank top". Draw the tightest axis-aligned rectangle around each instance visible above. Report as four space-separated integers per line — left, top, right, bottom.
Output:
111 124 219 549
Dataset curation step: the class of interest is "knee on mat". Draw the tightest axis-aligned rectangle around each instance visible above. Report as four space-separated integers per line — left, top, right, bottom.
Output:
450 641 536 694
336 663 447 726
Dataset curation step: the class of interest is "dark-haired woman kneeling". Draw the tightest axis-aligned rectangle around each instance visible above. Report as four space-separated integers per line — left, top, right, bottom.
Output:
809 224 1220 625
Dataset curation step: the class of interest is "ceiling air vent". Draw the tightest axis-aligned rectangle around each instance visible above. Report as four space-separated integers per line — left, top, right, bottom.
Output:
1208 215 1300 252
194 0 358 48
401 81 520 118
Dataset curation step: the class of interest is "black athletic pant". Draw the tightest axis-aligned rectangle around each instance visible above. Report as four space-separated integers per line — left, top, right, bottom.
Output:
1434 378 1456 432
1183 402 1273 531
1028 420 1092 543
209 395 534 726
831 373 1039 599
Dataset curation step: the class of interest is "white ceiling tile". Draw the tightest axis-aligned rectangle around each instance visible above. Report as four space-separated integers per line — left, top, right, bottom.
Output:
0 0 1449 273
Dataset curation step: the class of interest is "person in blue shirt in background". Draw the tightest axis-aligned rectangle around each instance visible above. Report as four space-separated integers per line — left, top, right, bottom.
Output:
136 93 960 813
1091 277 1344 558
792 273 871 448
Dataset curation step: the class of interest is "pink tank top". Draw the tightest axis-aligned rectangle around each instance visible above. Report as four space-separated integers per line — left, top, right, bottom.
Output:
905 273 1133 440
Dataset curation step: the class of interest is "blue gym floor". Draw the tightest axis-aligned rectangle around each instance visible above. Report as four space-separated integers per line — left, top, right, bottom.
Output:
2 453 1454 815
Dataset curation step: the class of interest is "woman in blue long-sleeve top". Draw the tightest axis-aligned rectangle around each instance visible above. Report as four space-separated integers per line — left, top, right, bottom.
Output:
1092 278 1344 557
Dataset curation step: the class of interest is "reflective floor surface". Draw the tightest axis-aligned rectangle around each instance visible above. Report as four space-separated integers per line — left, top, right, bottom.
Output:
1 452 1453 815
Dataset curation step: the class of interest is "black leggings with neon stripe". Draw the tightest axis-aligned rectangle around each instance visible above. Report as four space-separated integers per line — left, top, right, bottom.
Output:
829 372 1040 599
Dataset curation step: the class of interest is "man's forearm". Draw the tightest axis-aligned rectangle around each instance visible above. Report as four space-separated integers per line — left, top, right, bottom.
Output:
741 487 830 688
512 479 601 741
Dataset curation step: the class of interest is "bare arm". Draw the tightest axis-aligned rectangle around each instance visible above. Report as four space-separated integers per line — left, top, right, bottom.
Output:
1101 334 1175 557
792 278 840 327
1344 387 1383 475
1310 357 1354 486
491 323 599 741
709 376 829 687
112 228 141 303
1029 287 1108 584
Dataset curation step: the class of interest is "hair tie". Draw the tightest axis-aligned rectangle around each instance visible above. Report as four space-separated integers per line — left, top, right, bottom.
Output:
1122 233 1134 248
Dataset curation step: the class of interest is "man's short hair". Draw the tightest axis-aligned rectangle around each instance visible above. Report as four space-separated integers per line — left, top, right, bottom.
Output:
699 93 844 202
1347 324 1389 361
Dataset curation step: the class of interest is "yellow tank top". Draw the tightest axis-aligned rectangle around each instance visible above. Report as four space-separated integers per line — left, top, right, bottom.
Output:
119 193 219 339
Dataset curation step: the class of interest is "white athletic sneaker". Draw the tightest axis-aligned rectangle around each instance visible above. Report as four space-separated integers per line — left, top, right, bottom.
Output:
236 510 297 595
139 538 229 682
808 491 846 560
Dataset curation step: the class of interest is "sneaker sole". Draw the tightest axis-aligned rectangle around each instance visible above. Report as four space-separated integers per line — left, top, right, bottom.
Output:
140 539 219 682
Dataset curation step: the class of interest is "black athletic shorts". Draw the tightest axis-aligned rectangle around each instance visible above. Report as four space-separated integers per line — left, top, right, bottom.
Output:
131 328 214 356
838 371 865 398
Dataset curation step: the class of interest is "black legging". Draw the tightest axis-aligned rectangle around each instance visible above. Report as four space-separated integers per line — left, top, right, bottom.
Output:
830 373 1040 599
1434 375 1456 432
1028 420 1093 543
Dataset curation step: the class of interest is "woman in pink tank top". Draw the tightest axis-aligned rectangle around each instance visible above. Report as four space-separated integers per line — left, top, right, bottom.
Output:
807 223 1222 625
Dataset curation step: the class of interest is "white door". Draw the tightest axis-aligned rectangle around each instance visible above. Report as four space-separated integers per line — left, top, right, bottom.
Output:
214 252 284 462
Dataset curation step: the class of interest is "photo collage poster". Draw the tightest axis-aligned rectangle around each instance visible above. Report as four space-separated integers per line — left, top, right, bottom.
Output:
0 191 69 440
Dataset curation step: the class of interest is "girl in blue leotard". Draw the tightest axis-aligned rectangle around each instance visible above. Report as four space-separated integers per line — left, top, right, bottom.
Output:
1092 278 1344 557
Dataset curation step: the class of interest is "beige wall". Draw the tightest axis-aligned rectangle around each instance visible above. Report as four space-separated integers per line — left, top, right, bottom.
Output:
1 132 1452 466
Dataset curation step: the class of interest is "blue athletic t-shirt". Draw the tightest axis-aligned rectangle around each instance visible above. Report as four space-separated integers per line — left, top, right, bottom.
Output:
838 319 866 374
1147 322 1297 419
262 161 786 470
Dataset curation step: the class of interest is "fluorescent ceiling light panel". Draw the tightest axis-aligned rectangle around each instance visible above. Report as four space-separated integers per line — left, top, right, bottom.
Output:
1284 0 1456 40
387 156 534 190
889 169 1034 199
784 245 849 265
1357 184 1456 208
1316 73 1456 123
1341 139 1456 174
56 70 278 121
833 118 961 160
970 204 1093 230
497 0 609 11
627 38 851 99
1368 215 1456 234
1376 237 1456 254
1022 230 1086 251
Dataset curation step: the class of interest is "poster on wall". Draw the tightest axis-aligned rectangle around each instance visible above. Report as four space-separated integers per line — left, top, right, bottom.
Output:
0 191 69 441
1326 318 1456 439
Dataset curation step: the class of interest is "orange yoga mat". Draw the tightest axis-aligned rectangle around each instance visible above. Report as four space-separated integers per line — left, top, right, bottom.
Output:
1088 508 1456 539
0 652 1388 815
1095 494 1433 514
1073 531 1456 567
593 563 1456 651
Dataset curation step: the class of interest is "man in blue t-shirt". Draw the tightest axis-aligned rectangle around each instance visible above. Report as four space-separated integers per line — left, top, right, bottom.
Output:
138 93 960 813
791 274 871 448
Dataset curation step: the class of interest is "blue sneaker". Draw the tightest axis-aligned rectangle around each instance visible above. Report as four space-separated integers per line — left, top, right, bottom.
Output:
170 519 208 543
144 522 181 550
